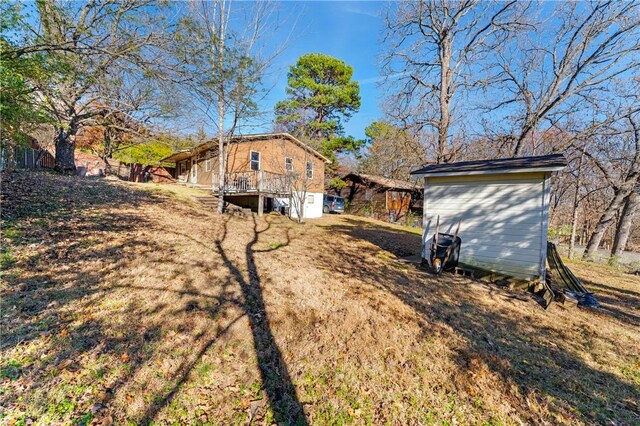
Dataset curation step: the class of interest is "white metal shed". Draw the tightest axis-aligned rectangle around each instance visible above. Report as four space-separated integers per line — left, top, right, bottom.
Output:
410 154 567 282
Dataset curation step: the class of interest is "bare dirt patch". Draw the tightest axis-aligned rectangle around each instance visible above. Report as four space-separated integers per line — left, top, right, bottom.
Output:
2 171 639 425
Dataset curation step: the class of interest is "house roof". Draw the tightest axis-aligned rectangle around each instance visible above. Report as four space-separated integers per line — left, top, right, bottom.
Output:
410 154 567 177
343 172 420 191
160 133 331 164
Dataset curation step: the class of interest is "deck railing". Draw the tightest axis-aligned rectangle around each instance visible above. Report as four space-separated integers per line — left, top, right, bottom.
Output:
212 170 292 194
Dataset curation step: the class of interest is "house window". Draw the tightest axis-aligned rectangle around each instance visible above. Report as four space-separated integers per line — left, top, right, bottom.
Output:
306 161 313 179
250 151 260 171
205 158 212 172
307 194 314 204
180 161 186 175
391 191 398 201
285 157 293 172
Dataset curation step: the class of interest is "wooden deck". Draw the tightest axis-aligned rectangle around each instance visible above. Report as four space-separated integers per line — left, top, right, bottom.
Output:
212 170 292 196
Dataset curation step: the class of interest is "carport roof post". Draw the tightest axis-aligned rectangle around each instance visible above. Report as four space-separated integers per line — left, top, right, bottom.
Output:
410 154 567 177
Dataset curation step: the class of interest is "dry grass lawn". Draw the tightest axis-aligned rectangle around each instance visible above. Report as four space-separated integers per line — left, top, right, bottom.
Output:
1 171 639 425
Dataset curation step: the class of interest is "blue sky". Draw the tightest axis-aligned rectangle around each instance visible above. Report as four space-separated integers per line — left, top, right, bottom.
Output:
254 1 387 140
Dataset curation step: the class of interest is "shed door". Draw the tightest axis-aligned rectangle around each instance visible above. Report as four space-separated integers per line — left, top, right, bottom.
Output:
424 173 546 280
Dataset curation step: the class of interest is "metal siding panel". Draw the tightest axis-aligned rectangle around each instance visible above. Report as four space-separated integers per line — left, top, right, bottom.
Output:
423 176 545 279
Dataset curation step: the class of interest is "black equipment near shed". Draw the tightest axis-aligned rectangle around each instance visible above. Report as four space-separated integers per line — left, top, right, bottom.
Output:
429 217 462 274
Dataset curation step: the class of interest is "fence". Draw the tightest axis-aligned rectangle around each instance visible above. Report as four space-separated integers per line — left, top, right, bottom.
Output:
0 147 173 183
0 146 55 170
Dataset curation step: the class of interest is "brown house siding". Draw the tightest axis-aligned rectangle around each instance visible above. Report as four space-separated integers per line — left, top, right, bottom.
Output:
194 151 218 186
175 136 325 193
226 137 325 193
174 151 218 185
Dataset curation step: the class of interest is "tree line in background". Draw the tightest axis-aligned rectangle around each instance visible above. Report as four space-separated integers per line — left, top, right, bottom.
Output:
1 0 639 264
369 0 640 265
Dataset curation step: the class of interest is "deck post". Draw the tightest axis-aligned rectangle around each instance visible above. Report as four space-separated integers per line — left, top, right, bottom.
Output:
258 170 264 192
258 194 264 216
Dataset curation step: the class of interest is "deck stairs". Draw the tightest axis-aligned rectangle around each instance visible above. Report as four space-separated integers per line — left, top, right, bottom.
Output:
174 181 254 217
191 195 253 217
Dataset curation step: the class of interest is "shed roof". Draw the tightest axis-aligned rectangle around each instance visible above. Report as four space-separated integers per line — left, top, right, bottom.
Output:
160 133 331 164
344 172 420 191
410 154 567 177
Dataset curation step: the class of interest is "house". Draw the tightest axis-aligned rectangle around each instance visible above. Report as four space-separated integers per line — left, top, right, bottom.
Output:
161 133 330 218
410 154 567 282
339 172 421 223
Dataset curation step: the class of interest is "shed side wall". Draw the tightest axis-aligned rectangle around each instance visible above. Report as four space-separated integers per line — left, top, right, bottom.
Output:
423 172 546 280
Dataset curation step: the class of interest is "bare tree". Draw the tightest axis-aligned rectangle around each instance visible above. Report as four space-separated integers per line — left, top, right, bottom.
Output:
169 0 276 214
382 0 526 163
288 146 321 223
568 143 588 259
583 114 640 260
360 121 425 180
18 0 169 173
286 168 309 224
610 187 640 263
262 137 319 223
490 1 640 156
88 63 181 170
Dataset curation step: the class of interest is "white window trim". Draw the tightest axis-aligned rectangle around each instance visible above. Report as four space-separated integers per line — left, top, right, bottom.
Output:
205 158 212 172
306 161 313 179
250 151 261 171
307 194 315 204
180 161 186 175
285 157 293 172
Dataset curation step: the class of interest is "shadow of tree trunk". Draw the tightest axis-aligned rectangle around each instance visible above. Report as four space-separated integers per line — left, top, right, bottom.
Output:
216 215 308 425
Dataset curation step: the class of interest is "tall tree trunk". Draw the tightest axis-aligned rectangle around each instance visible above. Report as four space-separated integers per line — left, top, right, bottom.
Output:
216 20 226 215
610 189 639 263
513 121 534 157
586 116 640 260
53 127 77 174
217 99 225 214
568 148 586 259
568 201 581 259
583 187 633 260
437 39 451 164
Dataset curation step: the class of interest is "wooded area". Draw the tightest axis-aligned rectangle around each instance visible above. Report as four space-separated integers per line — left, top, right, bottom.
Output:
377 0 640 264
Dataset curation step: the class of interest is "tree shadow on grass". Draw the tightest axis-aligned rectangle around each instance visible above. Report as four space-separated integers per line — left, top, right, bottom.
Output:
0 171 161 225
330 217 422 258
317 220 640 424
1 172 164 349
2 172 308 424
147 215 307 424
224 215 307 425
578 279 640 327
0 172 180 423
331 214 640 327
1 172 255 424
